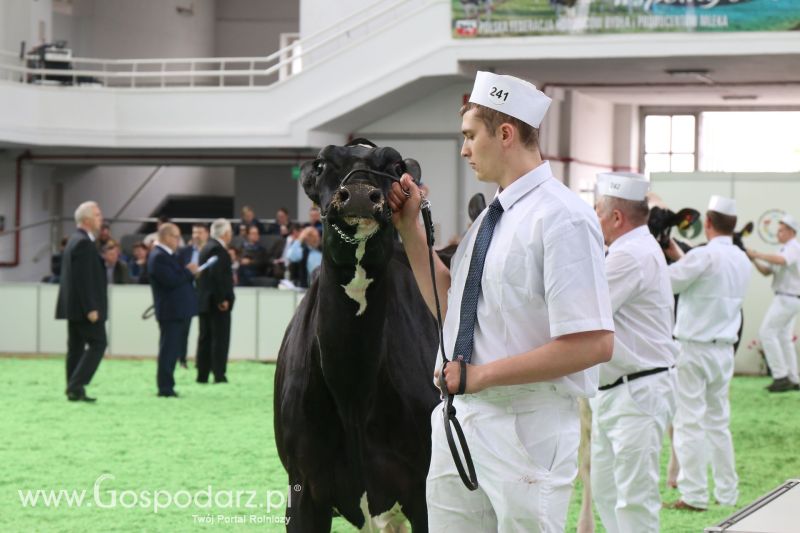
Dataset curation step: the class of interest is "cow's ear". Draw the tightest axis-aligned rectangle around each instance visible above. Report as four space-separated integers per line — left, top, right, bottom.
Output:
403 158 422 184
300 160 322 205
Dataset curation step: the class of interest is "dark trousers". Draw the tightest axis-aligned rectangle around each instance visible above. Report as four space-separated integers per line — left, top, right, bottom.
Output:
196 310 231 382
157 318 192 394
66 320 107 395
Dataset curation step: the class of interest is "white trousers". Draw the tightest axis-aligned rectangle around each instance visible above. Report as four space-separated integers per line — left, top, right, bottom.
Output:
427 384 580 533
759 295 800 382
590 371 676 533
673 341 738 508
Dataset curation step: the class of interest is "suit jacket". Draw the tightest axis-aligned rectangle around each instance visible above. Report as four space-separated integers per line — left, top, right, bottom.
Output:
197 239 235 313
147 245 199 322
176 245 199 266
55 229 108 322
107 261 131 284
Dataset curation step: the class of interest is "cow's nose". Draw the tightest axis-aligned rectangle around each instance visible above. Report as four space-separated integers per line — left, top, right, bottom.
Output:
333 184 385 218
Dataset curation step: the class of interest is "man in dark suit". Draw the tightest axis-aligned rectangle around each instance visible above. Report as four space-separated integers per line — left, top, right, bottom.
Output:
175 223 209 368
55 201 107 402
148 223 199 397
196 218 235 383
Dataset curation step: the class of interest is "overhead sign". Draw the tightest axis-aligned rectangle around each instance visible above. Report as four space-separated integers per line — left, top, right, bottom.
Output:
452 0 800 38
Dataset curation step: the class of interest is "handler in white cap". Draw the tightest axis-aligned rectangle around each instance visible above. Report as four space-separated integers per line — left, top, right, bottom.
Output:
591 172 678 532
388 71 614 532
747 213 800 392
663 195 751 511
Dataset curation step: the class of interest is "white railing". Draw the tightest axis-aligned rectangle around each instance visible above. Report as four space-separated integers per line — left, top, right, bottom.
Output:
0 0 440 90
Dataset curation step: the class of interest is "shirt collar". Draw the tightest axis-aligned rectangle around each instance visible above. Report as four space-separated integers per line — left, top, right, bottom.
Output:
709 235 733 246
155 242 173 255
608 224 650 253
80 228 96 242
495 161 553 212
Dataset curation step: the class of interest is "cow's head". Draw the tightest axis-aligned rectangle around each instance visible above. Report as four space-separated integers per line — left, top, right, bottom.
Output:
301 139 421 272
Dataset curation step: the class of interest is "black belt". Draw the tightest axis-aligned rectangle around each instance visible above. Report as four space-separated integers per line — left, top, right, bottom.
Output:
777 292 800 299
599 366 672 391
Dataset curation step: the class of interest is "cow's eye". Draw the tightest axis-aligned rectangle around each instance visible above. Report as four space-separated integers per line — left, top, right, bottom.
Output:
313 159 326 174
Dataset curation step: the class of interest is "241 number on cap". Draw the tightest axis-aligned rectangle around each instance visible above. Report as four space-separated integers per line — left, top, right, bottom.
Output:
489 86 509 103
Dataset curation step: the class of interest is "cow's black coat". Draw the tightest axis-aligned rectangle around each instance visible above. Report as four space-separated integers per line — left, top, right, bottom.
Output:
274 141 440 531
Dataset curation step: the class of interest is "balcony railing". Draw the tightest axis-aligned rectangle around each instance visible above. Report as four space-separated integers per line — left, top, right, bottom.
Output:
0 0 439 90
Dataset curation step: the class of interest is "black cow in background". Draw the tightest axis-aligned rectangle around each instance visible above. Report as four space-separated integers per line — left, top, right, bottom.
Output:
274 139 440 532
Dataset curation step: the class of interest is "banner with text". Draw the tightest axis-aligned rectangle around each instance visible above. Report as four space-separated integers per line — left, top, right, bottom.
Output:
452 0 800 38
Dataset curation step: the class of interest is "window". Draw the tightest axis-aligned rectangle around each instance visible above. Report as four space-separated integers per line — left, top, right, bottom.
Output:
643 114 697 176
699 111 800 172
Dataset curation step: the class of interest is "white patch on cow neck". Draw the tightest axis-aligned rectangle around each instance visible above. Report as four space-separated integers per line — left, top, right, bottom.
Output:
341 219 377 316
358 492 407 533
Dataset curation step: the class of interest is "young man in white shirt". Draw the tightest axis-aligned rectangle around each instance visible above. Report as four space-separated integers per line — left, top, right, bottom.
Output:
748 214 800 392
664 195 752 511
388 71 614 532
592 173 678 532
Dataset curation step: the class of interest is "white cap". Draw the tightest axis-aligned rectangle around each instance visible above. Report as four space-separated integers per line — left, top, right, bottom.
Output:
780 214 799 233
596 172 649 201
468 71 552 128
707 195 737 216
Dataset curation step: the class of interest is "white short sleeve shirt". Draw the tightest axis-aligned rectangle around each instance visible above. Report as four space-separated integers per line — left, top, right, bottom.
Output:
772 239 800 295
601 225 678 386
669 236 751 343
443 161 615 397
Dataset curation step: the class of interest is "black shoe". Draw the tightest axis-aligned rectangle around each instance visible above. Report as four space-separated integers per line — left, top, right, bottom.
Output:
157 391 179 398
767 377 794 393
67 391 97 402
213 376 228 384
196 377 209 384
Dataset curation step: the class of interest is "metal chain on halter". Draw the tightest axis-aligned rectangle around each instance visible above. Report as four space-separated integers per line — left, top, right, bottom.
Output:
330 223 370 245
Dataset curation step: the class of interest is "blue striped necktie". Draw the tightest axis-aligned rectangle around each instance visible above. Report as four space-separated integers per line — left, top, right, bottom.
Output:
452 198 504 364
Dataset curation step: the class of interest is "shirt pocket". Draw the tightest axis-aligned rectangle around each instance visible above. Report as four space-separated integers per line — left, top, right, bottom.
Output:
501 248 532 311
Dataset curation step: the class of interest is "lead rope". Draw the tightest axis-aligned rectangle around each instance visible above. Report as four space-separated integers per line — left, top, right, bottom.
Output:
420 200 479 491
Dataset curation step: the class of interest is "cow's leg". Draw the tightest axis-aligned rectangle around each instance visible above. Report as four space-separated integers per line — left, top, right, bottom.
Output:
576 398 595 533
286 478 332 533
396 482 427 533
667 424 679 489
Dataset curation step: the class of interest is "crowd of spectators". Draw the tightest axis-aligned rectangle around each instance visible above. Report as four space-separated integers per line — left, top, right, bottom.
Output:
45 205 325 289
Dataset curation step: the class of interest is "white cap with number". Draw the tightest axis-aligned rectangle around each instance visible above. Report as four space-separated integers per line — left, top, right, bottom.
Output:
596 172 650 201
468 71 552 128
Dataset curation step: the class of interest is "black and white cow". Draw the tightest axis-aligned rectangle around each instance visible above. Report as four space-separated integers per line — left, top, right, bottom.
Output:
274 140 440 532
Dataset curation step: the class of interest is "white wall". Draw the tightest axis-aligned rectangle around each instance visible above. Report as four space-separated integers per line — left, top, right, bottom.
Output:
215 0 298 58
0 283 301 360
568 90 615 197
0 163 55 282
52 0 215 59
1 0 52 52
300 0 381 37
613 104 640 173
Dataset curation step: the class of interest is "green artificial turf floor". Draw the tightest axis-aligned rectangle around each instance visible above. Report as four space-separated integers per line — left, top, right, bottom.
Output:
2 356 798 532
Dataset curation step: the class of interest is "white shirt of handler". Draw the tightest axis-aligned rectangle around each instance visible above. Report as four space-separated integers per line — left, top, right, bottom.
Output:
443 161 614 395
666 195 751 510
591 173 678 533
430 161 613 533
771 238 800 295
